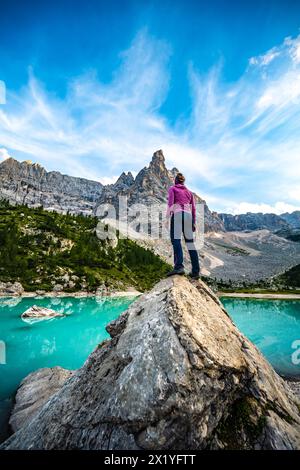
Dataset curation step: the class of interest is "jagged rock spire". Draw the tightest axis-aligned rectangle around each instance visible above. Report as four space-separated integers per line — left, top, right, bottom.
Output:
149 149 167 175
114 171 134 190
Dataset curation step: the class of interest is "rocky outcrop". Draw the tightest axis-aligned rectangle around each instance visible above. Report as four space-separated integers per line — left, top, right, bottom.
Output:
0 281 24 296
281 211 300 229
286 381 300 399
2 276 300 450
112 171 135 192
0 158 103 215
21 305 63 322
96 150 225 233
9 367 74 433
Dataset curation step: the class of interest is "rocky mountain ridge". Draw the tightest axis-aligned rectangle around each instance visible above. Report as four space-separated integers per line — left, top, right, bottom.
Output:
220 211 300 233
1 151 300 283
281 211 300 229
0 152 224 232
1 152 299 234
0 157 103 215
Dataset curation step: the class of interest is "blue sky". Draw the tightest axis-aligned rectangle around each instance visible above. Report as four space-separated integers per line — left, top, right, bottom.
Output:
1 0 300 213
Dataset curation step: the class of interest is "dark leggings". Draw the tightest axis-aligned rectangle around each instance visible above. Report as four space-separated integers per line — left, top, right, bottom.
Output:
170 211 200 274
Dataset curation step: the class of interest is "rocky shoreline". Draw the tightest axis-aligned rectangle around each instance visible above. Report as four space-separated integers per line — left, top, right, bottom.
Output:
0 281 141 299
2 280 300 300
219 291 300 299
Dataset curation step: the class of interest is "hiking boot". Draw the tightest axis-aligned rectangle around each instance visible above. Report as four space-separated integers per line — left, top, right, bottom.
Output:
188 272 200 280
166 268 185 277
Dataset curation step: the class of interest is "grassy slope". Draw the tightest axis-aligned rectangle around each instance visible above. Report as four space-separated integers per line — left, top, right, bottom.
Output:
0 201 170 292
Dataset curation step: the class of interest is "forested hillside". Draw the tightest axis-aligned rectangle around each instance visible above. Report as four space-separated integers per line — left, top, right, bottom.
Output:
0 200 170 292
276 264 300 288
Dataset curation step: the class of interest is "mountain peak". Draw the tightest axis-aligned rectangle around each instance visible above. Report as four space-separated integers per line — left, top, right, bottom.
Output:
149 149 167 174
0 156 18 167
114 171 134 190
151 149 165 162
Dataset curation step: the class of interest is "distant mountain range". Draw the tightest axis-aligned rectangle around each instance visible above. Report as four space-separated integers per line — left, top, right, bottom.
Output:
1 151 300 283
220 211 300 233
1 153 299 233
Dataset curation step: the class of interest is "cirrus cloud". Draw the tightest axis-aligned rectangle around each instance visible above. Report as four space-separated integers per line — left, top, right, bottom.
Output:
0 147 11 160
1 30 300 214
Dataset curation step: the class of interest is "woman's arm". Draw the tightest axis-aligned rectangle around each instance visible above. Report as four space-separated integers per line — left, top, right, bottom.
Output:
166 187 175 219
191 193 196 229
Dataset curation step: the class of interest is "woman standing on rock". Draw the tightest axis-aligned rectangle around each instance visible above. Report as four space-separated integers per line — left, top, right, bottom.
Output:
166 173 200 279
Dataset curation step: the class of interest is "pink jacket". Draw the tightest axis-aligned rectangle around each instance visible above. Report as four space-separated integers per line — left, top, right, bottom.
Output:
166 184 196 223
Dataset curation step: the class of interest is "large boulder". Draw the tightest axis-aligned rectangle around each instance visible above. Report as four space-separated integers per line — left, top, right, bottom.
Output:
1 276 300 450
9 367 74 433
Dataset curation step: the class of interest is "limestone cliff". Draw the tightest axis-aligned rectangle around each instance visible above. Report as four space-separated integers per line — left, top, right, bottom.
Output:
2 276 300 450
0 158 103 214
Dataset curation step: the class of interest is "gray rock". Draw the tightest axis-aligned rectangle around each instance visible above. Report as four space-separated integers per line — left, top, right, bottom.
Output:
0 282 24 296
285 380 300 399
21 305 63 322
95 283 109 297
219 212 291 232
1 276 300 450
52 284 63 293
9 367 74 433
281 211 300 229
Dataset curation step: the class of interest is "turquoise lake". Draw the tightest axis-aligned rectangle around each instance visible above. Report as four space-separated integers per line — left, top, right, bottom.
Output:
0 295 134 442
221 297 300 378
0 295 300 442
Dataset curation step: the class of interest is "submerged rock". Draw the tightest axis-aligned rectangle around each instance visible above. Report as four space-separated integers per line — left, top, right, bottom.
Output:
9 367 74 433
21 305 63 322
2 276 300 450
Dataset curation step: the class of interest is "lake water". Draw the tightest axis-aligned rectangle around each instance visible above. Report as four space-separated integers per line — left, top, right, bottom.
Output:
0 295 135 442
221 297 300 378
0 295 300 442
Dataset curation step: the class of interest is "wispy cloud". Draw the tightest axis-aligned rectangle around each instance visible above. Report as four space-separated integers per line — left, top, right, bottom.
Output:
0 147 11 160
223 201 300 216
0 80 5 104
1 30 300 213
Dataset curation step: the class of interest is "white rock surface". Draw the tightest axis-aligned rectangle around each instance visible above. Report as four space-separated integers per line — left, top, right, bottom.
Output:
0 282 24 296
9 367 74 433
21 305 63 323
